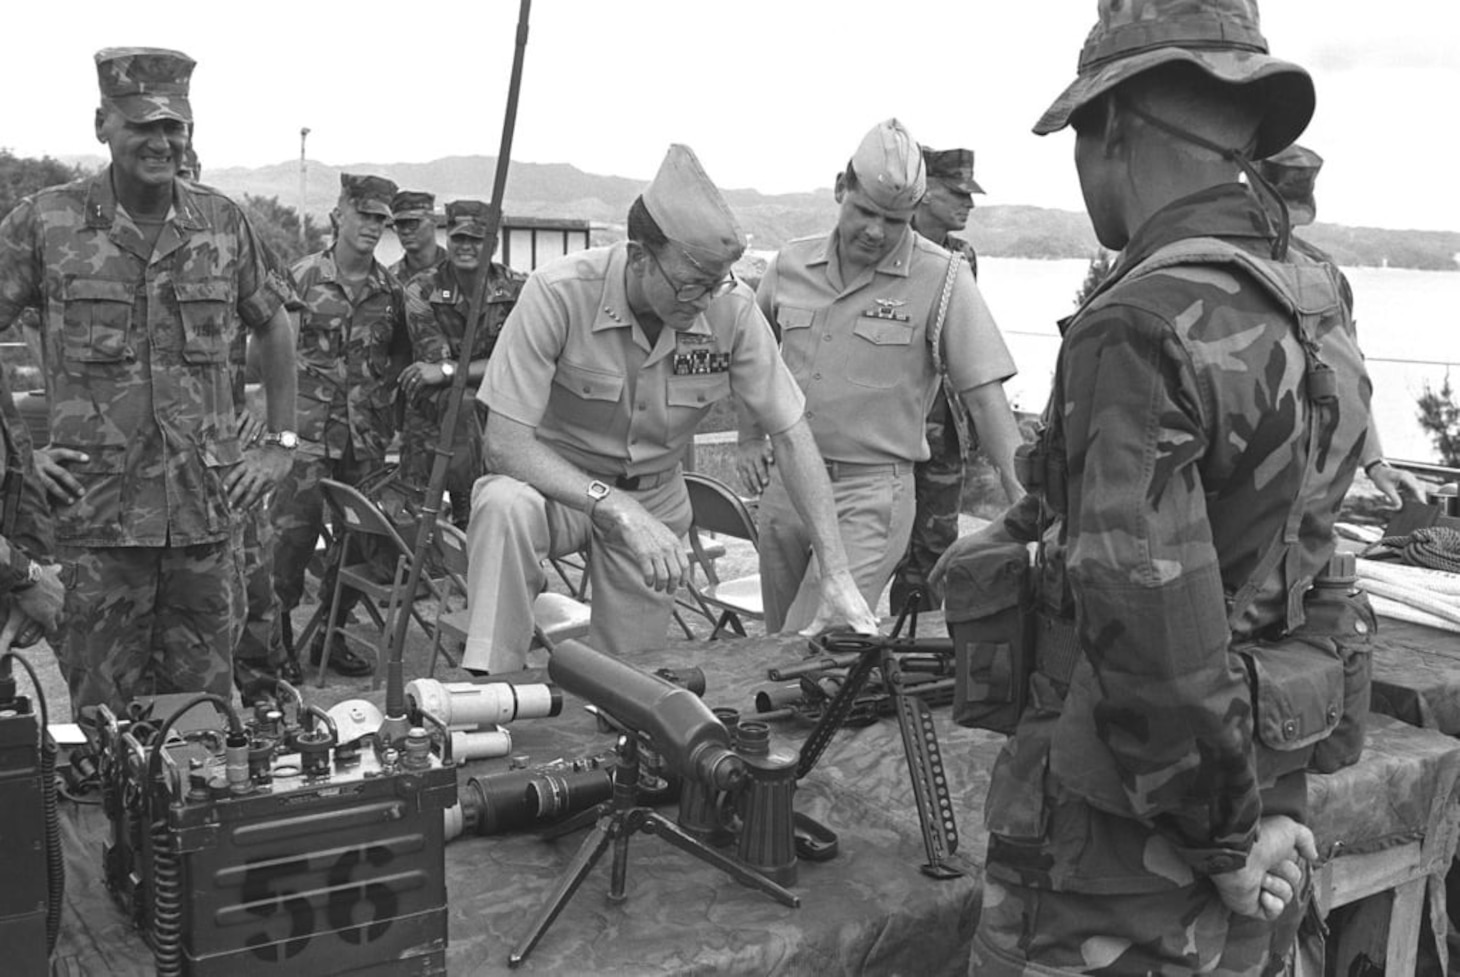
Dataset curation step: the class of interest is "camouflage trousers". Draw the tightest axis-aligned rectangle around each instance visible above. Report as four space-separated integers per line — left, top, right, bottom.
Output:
398 397 485 528
269 443 387 618
890 391 964 615
56 534 244 719
970 871 1307 976
231 503 287 697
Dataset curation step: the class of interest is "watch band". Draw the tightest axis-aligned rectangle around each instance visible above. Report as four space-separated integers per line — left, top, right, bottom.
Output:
263 430 299 450
586 479 612 520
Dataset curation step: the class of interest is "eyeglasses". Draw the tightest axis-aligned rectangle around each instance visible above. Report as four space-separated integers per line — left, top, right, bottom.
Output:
393 219 424 233
645 248 736 303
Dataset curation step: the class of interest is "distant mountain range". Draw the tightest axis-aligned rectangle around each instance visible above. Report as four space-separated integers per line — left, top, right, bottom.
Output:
59 153 1460 271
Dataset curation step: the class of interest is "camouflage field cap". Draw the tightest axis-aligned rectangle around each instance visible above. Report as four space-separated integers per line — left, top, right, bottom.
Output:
94 47 195 124
178 144 200 181
642 144 746 268
1258 143 1323 225
391 190 435 220
445 200 493 239
1034 0 1314 159
338 173 398 217
849 119 926 216
922 147 985 195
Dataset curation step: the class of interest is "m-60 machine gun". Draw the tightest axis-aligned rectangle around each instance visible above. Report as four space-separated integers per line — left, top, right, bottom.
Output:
756 601 969 880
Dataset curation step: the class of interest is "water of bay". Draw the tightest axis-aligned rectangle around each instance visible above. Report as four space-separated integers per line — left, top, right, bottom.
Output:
978 256 1460 464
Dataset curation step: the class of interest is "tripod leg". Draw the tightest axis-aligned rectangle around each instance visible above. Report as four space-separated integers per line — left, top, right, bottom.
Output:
641 811 800 908
608 812 635 903
508 818 616 968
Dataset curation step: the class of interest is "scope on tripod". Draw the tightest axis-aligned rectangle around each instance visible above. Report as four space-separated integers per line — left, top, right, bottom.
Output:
549 640 743 791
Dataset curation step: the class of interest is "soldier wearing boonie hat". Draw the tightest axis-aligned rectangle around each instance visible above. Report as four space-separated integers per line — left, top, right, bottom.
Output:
397 199 525 527
460 144 875 677
270 171 409 680
0 46 300 717
944 2 1379 974
740 120 1023 634
889 144 991 616
389 190 443 286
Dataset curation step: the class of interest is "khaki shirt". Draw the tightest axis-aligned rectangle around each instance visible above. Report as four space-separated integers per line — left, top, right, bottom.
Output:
756 229 1015 465
481 243 803 478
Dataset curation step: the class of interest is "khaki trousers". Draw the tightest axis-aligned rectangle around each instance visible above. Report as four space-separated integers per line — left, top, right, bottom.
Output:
463 473 691 673
756 465 914 633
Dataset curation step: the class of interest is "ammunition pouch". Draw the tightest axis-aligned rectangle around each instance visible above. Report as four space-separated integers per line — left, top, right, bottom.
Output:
944 541 1078 734
1236 584 1374 783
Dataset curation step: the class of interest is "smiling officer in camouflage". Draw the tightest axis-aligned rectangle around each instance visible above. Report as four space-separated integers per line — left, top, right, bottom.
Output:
0 47 297 716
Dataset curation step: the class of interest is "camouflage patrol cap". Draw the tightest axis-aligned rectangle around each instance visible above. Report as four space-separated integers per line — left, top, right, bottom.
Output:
94 47 195 124
391 190 435 220
642 144 746 268
922 147 985 195
849 119 926 216
1034 0 1314 159
338 173 398 217
1258 144 1323 225
178 144 200 181
445 200 493 239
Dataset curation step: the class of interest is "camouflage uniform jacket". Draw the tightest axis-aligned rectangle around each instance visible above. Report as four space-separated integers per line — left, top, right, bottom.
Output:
290 249 408 460
0 372 54 587
983 185 1371 892
389 248 446 290
930 230 980 459
0 168 288 546
401 259 525 424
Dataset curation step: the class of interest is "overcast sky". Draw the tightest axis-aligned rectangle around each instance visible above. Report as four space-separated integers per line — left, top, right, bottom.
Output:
4 0 1457 233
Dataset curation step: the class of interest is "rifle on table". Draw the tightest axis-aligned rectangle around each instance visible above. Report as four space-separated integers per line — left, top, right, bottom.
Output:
755 597 966 880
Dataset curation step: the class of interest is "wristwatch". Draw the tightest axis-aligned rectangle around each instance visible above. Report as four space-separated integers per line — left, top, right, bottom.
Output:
11 555 40 592
586 479 612 517
262 430 299 450
439 361 457 379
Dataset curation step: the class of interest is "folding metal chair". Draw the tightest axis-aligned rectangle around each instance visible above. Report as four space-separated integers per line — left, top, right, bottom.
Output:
305 478 443 689
427 522 591 677
682 472 764 639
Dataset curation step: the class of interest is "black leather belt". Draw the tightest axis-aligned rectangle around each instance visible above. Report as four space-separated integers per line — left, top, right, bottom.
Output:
605 469 678 491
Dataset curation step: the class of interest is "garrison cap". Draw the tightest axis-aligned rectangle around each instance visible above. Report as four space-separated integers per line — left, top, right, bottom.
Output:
445 200 493 239
391 190 435 220
338 173 398 217
1258 143 1323 225
94 47 194 124
850 119 926 216
922 147 985 195
641 144 746 268
1034 0 1314 160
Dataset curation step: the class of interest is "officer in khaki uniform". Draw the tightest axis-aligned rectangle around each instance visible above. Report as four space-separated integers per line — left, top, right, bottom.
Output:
0 48 297 715
465 144 876 674
890 146 990 614
740 120 1024 633
388 190 444 287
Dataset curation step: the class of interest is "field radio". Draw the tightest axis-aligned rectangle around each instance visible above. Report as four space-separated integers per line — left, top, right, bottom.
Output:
93 685 456 976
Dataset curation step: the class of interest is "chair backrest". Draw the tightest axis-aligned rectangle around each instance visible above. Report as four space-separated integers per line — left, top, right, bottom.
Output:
433 522 472 581
684 472 758 545
318 478 415 558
